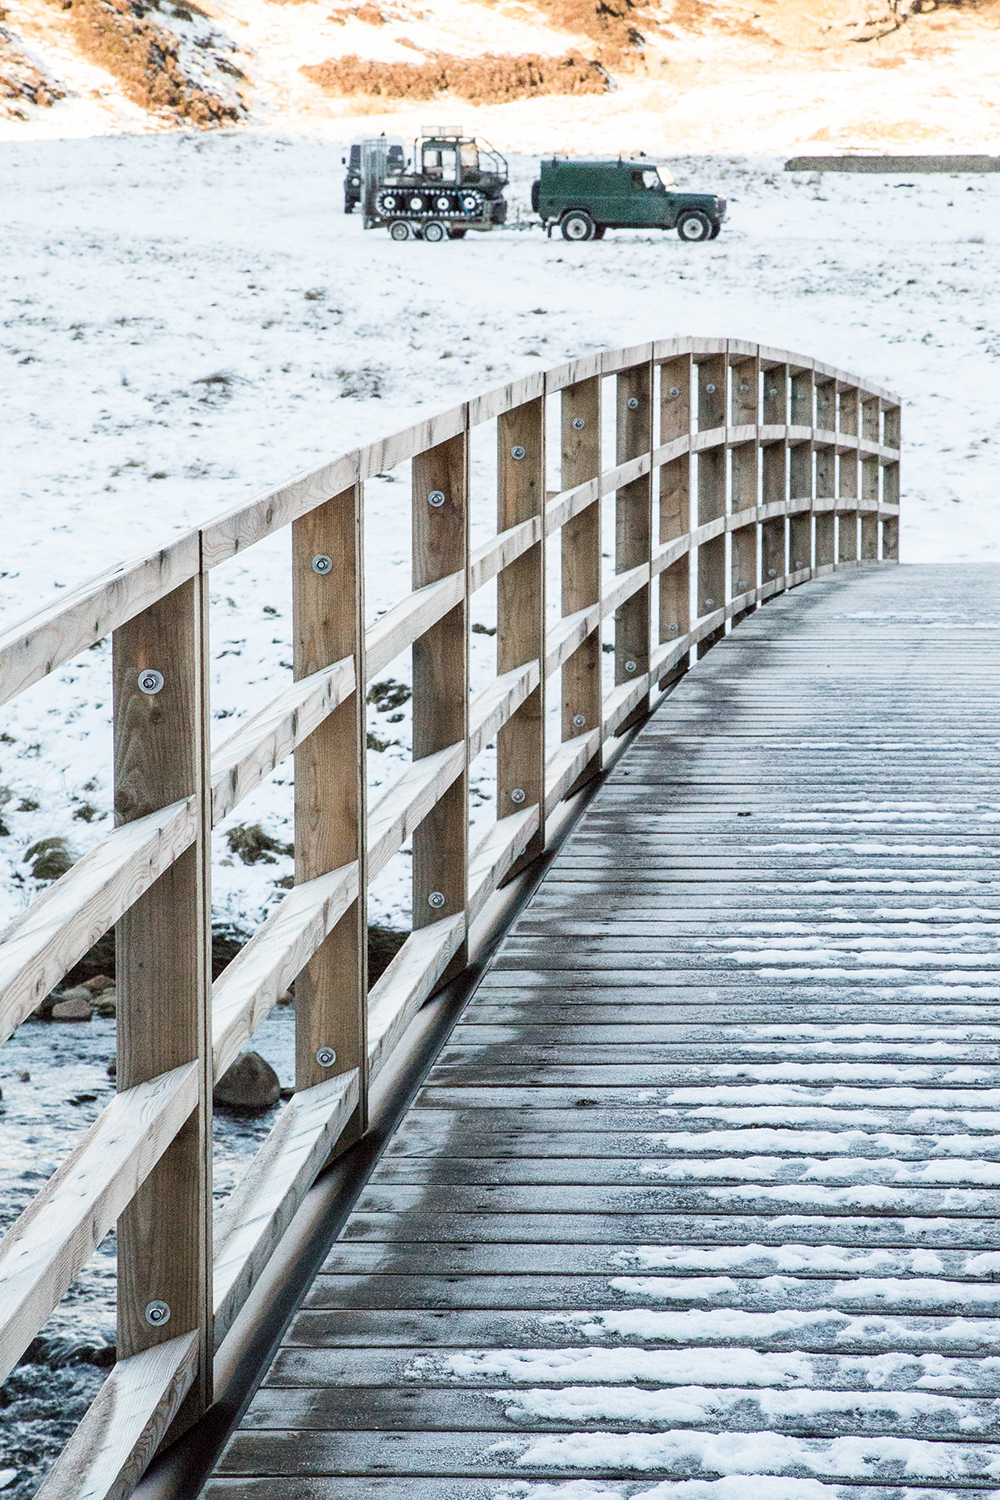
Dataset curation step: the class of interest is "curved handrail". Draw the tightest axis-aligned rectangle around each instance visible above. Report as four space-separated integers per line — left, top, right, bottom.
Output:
0 337 900 1500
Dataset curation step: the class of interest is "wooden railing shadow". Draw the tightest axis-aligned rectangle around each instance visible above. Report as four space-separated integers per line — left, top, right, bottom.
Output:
0 337 900 1500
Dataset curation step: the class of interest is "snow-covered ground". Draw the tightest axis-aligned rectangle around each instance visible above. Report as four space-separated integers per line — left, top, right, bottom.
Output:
1 131 999 1498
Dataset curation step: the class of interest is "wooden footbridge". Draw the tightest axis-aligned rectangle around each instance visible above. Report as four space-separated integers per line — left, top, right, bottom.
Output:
12 337 994 1500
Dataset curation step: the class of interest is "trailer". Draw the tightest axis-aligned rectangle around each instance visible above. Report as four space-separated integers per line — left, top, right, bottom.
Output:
361 126 508 241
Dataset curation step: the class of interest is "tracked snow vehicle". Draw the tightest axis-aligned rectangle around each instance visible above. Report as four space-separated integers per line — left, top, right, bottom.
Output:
363 126 508 241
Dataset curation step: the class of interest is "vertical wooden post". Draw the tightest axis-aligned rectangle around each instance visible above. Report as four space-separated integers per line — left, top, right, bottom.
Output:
658 355 691 688
412 428 470 959
861 396 883 559
696 356 726 635
730 355 759 429
761 364 788 590
497 398 545 877
882 402 901 561
293 485 368 1138
114 573 212 1430
615 360 653 730
730 355 759 621
561 376 602 783
788 369 813 581
836 385 858 566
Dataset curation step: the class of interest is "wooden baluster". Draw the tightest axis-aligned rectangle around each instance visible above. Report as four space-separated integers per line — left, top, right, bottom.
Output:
861 396 883 559
561 376 602 785
696 355 726 651
730 355 760 623
658 355 691 688
835 384 858 566
114 573 212 1432
292 485 368 1135
497 398 545 878
882 402 901 561
837 392 860 566
412 428 470 967
761 363 788 591
614 360 653 731
788 368 813 585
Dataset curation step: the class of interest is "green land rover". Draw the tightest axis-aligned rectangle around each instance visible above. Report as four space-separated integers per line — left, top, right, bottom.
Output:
531 157 726 243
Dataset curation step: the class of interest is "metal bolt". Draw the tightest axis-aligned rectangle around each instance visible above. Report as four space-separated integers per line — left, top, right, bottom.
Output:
428 890 446 909
627 396 639 410
427 490 446 508
668 623 678 633
795 559 805 569
510 788 526 804
768 387 778 396
706 383 716 394
312 554 333 575
572 713 586 728
669 387 680 398
768 568 777 578
705 597 715 608
144 1300 171 1327
739 383 749 393
511 445 526 460
624 659 637 673
572 416 586 430
737 579 747 590
137 669 164 695
316 1047 337 1067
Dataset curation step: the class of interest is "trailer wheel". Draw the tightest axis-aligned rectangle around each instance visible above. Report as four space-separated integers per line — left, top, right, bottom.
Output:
422 220 447 243
561 210 596 242
709 222 721 240
388 220 411 242
448 226 467 239
677 210 712 242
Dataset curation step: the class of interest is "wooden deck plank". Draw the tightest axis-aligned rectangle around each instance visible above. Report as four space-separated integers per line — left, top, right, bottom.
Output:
211 564 1000 1498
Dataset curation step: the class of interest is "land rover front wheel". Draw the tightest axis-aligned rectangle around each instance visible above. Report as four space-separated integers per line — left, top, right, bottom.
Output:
677 211 712 243
422 220 447 243
561 210 596 242
388 220 411 242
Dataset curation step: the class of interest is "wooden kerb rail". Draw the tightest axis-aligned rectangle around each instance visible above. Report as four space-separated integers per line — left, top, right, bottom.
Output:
0 337 900 1500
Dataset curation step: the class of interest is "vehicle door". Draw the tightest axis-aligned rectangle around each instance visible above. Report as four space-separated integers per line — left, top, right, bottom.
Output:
629 168 668 227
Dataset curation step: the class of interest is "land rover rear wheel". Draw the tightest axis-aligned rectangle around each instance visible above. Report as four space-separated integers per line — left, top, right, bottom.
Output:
388 220 411 242
561 210 596 242
422 220 447 243
677 210 712 243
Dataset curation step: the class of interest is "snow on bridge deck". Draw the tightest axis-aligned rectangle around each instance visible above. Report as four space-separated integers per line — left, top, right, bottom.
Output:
207 562 1000 1499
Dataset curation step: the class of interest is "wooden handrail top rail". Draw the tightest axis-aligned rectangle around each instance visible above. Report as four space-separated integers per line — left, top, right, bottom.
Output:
0 339 901 708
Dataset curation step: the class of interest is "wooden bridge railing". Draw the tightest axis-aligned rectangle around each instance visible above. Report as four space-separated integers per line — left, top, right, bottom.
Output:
0 336 900 1500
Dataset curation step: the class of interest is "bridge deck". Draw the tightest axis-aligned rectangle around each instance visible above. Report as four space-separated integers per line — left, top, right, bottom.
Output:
208 563 1000 1499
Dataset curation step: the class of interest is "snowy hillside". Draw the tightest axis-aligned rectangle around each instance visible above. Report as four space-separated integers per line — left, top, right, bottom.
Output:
2 0 1000 149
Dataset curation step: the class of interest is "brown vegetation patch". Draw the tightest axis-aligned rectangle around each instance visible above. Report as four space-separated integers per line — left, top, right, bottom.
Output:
303 48 607 99
0 24 66 115
507 0 654 67
64 0 240 124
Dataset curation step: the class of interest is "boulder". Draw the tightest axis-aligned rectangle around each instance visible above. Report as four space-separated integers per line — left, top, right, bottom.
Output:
213 1051 280 1113
51 993 93 1022
93 988 117 1019
84 975 115 995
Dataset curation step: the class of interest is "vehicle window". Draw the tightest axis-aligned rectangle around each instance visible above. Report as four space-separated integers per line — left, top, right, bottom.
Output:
641 169 662 190
460 142 479 171
656 165 675 188
423 146 458 180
